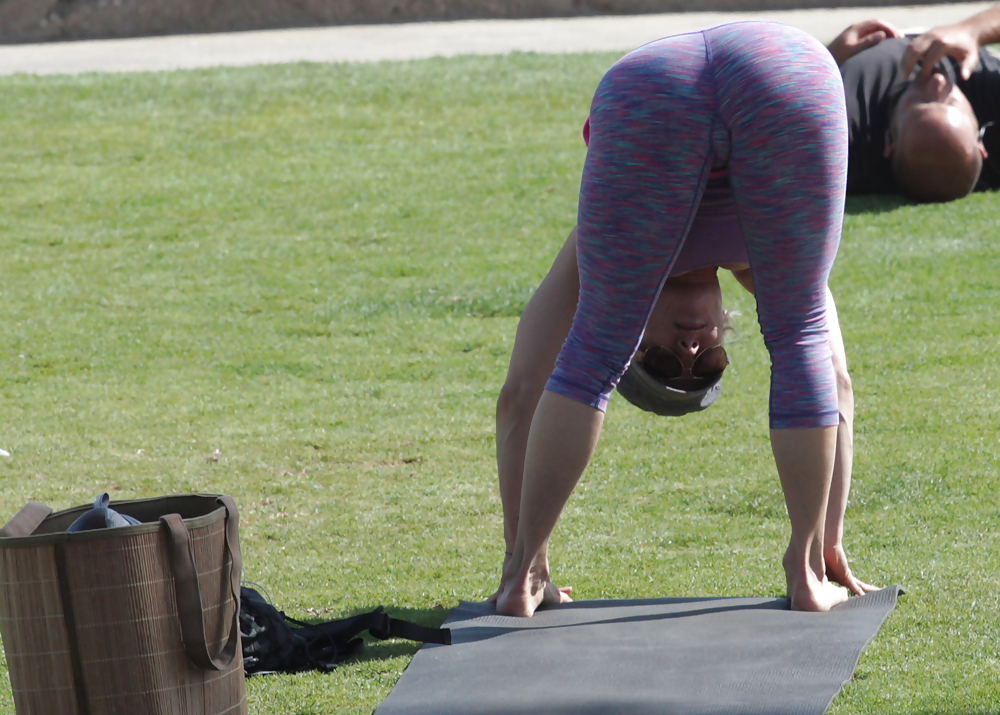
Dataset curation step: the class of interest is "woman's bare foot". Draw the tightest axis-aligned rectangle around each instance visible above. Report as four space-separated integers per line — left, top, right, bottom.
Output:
784 546 849 611
496 569 572 617
787 573 850 611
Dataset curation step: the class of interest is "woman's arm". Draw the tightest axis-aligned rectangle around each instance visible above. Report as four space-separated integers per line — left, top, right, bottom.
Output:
492 228 580 598
822 287 878 594
731 274 876 596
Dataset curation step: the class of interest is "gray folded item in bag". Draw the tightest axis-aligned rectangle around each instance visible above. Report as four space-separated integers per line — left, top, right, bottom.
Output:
67 493 142 532
376 586 903 715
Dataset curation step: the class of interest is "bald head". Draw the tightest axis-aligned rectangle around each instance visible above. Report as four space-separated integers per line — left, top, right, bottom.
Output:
890 98 984 203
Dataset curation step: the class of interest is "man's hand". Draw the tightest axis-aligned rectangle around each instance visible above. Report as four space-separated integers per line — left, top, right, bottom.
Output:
901 22 981 80
828 20 903 66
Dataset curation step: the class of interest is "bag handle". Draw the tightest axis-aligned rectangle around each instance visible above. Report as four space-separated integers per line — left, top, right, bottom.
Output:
0 502 53 537
160 495 243 671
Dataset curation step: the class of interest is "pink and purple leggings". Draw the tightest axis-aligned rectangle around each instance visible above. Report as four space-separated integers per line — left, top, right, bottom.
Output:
546 22 848 429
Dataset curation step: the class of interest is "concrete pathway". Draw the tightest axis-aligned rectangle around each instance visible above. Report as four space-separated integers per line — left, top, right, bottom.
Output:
0 2 992 76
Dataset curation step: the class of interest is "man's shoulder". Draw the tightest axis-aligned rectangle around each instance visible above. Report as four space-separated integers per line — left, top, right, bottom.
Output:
841 39 908 196
968 47 1000 191
840 37 908 80
981 44 1000 66
956 45 1000 120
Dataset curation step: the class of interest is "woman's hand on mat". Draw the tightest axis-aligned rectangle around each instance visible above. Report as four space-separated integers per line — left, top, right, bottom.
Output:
825 544 879 596
827 20 903 66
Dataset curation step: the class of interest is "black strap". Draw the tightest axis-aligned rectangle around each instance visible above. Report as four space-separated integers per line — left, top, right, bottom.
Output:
289 607 451 647
379 616 452 646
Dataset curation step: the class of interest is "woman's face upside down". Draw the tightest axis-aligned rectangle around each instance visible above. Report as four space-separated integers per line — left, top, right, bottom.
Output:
640 269 727 391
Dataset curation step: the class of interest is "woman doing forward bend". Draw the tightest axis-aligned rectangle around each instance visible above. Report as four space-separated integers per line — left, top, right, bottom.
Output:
492 21 878 616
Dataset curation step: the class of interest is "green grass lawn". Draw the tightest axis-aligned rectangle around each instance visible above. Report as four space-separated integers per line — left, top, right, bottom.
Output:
1 52 998 715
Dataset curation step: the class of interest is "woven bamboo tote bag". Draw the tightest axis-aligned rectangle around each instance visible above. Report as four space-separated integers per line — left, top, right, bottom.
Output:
0 494 247 715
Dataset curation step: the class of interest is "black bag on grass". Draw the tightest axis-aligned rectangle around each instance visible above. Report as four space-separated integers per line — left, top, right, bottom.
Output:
239 586 451 676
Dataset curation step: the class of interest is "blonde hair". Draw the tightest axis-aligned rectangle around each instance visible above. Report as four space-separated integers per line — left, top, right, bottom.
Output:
721 308 741 345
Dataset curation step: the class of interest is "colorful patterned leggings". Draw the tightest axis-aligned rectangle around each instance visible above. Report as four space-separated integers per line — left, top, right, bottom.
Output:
545 21 848 429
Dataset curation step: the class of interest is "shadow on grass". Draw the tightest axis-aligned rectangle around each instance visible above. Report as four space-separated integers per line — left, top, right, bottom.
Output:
844 194 913 215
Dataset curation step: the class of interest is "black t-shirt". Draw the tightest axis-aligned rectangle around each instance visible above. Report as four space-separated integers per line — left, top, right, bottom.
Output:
841 38 1000 193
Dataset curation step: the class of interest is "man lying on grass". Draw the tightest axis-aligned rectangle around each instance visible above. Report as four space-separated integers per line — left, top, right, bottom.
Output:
829 4 1000 201
490 21 878 618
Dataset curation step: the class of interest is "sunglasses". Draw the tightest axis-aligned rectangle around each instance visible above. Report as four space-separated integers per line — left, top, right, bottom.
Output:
638 344 729 382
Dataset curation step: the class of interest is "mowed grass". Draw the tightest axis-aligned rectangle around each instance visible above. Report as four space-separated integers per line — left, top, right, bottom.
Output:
0 52 998 715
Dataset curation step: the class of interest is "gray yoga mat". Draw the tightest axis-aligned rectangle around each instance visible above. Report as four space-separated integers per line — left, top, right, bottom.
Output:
375 586 902 715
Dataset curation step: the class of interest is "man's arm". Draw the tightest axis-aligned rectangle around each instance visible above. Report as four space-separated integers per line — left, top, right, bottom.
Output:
827 19 903 67
901 3 1000 80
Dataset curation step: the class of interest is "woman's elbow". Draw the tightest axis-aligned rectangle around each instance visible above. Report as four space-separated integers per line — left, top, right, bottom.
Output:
835 367 854 416
497 375 545 423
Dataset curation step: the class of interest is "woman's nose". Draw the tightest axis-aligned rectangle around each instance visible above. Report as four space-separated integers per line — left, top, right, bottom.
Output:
677 336 700 357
